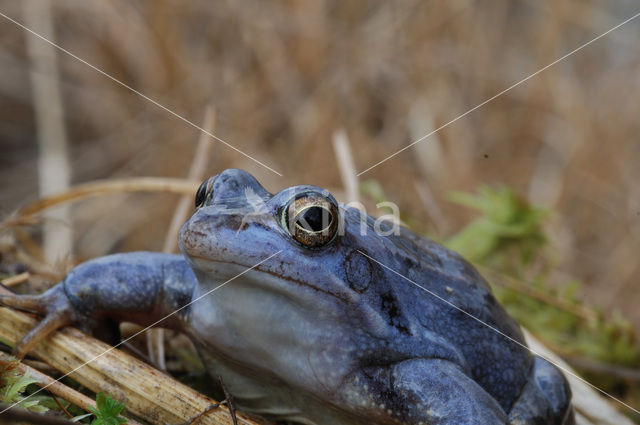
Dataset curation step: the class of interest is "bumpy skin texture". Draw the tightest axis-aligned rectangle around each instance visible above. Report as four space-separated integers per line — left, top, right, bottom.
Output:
1 169 574 425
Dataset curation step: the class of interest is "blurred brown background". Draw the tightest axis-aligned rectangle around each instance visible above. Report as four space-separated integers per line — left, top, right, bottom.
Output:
0 1 639 330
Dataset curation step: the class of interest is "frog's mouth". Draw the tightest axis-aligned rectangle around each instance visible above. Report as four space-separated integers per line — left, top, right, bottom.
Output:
188 255 353 304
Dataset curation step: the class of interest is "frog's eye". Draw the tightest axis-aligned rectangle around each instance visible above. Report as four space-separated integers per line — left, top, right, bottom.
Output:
195 177 214 208
281 192 339 248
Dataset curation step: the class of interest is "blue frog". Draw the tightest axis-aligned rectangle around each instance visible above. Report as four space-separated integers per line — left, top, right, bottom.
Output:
1 169 573 424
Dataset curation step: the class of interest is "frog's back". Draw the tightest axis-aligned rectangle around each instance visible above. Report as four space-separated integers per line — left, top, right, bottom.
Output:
377 226 533 411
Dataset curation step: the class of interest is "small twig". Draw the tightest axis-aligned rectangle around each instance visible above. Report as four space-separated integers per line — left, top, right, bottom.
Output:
187 402 226 425
218 375 238 425
564 356 640 383
0 272 30 287
332 129 358 203
51 393 72 418
22 359 59 376
184 375 239 425
121 341 153 364
476 264 597 321
0 404 76 425
4 177 199 224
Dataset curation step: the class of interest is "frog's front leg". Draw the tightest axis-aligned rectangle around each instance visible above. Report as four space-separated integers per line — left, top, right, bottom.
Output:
508 357 574 425
348 358 509 425
0 252 197 358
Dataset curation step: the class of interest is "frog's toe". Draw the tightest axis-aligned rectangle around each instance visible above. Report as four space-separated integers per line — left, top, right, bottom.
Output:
0 292 49 314
0 286 75 359
508 357 573 425
12 308 72 359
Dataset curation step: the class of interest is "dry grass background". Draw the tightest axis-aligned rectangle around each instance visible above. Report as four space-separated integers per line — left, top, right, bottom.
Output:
0 0 639 352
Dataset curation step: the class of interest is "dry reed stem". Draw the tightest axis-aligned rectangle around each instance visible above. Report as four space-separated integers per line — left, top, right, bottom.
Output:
161 106 217 254
149 105 217 370
0 351 143 425
0 293 266 425
7 178 199 221
332 129 358 203
23 0 72 264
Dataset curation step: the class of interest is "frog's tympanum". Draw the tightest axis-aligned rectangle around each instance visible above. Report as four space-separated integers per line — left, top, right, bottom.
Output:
1 169 573 424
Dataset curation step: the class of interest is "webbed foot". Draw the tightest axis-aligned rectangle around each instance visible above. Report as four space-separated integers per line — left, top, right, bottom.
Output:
0 285 77 359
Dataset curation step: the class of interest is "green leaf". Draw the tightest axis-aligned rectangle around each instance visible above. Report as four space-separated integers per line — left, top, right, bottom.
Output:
89 392 127 425
445 185 547 266
2 372 38 403
0 360 53 414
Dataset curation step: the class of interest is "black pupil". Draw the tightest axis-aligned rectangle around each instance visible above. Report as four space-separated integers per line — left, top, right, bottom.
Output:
296 206 329 232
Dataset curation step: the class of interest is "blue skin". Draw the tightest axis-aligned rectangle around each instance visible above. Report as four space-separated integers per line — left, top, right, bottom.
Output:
1 169 573 425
